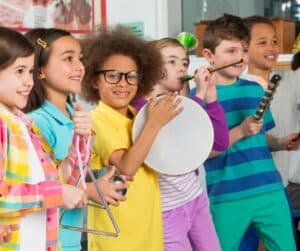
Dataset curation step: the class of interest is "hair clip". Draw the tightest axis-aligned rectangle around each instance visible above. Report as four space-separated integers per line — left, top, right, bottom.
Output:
36 38 48 48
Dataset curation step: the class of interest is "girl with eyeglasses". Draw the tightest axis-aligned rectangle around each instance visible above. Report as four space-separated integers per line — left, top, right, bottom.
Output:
24 28 127 251
80 25 183 251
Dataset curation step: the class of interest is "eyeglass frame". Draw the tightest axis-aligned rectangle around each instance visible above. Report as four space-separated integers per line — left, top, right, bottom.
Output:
95 69 143 86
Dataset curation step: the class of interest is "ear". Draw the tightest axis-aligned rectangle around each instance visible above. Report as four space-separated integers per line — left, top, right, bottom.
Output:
202 48 214 65
92 81 98 90
38 68 46 80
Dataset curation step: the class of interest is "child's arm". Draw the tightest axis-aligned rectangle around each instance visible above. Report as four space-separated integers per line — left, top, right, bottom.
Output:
192 67 229 151
109 93 183 177
0 119 87 217
59 108 127 206
210 116 263 158
266 132 300 151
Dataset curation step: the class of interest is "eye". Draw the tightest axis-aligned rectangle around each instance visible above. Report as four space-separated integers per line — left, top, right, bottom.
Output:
243 47 249 53
127 72 138 80
106 71 120 80
15 68 24 75
227 48 235 54
167 59 177 65
258 40 267 46
64 56 73 62
272 39 278 45
183 62 189 68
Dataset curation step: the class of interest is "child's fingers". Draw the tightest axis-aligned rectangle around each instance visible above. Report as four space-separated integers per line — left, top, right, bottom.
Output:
75 104 82 111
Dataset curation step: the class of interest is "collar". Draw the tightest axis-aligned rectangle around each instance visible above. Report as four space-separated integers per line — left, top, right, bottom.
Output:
41 100 74 125
94 101 137 125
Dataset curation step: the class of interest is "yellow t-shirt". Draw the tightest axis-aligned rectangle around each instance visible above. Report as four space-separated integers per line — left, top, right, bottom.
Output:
88 101 163 251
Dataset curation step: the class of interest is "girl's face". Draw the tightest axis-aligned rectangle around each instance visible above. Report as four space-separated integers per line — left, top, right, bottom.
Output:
39 35 84 99
159 46 189 92
96 54 139 116
248 23 279 72
206 39 248 83
0 55 34 111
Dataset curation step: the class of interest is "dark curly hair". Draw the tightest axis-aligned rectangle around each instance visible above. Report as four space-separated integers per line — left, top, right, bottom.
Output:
81 25 163 104
243 15 275 38
203 14 249 53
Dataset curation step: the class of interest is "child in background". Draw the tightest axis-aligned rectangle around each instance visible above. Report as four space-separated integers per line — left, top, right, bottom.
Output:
81 26 182 251
132 37 228 251
24 28 127 251
238 15 300 251
0 27 87 251
190 14 297 251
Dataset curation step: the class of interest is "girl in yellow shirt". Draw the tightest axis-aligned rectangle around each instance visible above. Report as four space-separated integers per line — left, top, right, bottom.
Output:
81 26 182 251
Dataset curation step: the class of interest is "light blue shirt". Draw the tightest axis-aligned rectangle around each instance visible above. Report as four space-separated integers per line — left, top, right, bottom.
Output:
29 100 83 251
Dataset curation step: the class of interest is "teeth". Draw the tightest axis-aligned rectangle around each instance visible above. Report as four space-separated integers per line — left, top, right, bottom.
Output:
266 55 275 59
70 77 81 81
114 91 129 97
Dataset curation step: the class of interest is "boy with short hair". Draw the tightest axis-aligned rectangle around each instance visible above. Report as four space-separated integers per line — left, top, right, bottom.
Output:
193 14 297 251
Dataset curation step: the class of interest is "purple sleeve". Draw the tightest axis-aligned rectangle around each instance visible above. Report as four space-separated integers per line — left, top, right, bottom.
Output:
131 97 148 111
192 96 229 151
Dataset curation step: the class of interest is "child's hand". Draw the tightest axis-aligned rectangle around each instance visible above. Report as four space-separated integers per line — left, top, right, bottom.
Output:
147 92 183 129
283 132 300 151
0 224 19 243
73 105 92 137
239 116 263 137
86 166 127 206
193 67 214 100
61 184 87 209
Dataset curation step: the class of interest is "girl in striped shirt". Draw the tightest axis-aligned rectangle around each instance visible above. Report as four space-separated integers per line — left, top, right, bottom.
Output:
132 38 229 251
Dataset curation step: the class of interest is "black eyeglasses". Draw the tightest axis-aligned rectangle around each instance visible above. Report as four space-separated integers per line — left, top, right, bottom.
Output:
95 69 143 85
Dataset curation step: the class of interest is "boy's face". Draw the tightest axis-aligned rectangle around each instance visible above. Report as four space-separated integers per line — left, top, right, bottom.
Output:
248 23 279 72
96 54 138 116
160 46 189 92
205 39 248 84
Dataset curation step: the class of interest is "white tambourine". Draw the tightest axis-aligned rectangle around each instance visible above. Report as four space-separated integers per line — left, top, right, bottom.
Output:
132 96 214 175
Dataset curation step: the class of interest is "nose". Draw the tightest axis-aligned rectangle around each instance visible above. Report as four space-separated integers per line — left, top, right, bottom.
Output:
75 59 85 72
24 73 34 88
116 74 128 86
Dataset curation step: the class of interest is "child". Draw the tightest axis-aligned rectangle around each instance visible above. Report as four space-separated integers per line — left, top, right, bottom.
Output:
24 28 127 251
0 27 88 251
190 14 297 251
81 26 182 251
238 15 300 250
132 37 228 251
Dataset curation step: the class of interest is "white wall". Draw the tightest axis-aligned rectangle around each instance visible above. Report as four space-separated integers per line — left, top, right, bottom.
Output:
104 0 181 39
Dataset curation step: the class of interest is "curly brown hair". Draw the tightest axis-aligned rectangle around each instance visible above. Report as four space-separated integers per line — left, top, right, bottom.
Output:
80 25 163 104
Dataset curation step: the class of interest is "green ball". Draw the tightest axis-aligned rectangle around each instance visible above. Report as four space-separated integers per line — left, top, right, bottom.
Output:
177 32 198 50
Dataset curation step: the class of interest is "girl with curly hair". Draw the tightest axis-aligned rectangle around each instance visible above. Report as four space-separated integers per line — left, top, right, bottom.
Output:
81 26 182 251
